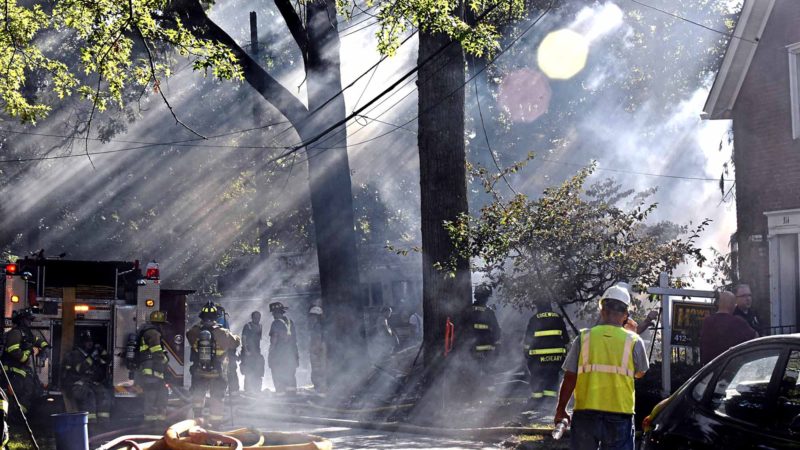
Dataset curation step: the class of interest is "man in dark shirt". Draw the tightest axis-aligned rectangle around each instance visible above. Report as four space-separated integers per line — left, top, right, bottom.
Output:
733 283 761 336
268 302 299 393
700 291 757 365
240 311 264 393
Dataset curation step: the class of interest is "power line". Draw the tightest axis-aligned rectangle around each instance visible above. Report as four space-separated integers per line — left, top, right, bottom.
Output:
473 72 517 194
265 1 516 162
627 0 758 45
536 157 735 182
340 18 380 38
0 128 290 149
248 30 419 150
307 3 555 157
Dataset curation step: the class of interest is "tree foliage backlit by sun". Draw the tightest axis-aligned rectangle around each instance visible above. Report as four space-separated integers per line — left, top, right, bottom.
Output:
444 161 709 309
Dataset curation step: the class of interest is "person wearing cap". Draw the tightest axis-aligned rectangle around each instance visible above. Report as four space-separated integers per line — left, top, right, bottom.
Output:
463 284 502 377
240 311 265 393
307 300 326 392
136 310 170 426
61 329 111 424
523 301 569 408
187 302 241 425
268 302 299 393
554 284 650 450
2 308 49 417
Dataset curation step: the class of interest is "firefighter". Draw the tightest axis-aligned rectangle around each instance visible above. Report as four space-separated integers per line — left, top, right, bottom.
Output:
215 304 240 395
307 301 326 393
267 302 298 394
463 284 501 376
240 311 264 393
2 308 49 417
523 302 569 407
62 330 111 423
135 310 169 425
187 302 240 426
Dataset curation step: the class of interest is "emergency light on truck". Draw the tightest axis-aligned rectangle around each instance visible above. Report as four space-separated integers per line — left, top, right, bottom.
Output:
145 261 159 280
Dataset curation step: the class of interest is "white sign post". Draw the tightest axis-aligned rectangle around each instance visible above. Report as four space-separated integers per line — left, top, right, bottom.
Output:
647 272 716 397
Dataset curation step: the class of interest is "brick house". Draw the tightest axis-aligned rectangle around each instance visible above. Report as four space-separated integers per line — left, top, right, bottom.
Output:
703 0 799 334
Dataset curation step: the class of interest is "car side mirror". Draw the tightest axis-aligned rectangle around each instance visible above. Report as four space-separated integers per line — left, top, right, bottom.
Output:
790 414 800 435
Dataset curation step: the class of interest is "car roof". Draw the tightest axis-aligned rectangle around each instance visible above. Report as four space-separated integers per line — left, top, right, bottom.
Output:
675 333 800 396
735 333 800 346
707 333 800 366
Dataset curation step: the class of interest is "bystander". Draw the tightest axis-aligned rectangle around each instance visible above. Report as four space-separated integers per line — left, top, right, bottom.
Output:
733 283 761 336
699 291 757 365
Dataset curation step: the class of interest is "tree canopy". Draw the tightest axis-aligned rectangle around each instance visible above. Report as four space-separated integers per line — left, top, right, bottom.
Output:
445 162 708 309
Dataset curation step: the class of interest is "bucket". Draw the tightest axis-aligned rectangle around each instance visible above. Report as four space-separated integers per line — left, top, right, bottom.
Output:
52 412 89 450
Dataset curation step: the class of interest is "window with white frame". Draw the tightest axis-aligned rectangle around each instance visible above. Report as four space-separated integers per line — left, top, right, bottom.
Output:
789 42 800 139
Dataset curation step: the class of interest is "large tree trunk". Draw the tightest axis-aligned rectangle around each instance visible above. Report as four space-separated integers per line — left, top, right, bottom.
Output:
303 0 366 394
417 28 472 375
177 0 365 392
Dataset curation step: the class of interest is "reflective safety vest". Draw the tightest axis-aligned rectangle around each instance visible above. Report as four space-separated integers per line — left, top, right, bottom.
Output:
574 325 638 415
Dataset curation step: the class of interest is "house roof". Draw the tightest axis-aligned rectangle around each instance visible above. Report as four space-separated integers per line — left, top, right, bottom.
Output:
702 0 775 120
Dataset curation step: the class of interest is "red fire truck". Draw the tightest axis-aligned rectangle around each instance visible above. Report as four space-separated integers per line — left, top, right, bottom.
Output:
1 257 190 408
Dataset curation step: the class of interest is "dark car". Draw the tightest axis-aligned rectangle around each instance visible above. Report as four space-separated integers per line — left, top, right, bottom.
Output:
641 334 800 449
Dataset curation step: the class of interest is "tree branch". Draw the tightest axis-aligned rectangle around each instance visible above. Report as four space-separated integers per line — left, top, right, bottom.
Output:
274 0 309 64
129 0 206 139
171 0 308 126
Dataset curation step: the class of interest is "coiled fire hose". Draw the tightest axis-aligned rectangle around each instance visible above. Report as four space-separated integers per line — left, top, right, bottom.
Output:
95 419 331 450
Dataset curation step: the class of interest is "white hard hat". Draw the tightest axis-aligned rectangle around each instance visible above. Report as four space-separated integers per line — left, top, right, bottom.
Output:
601 284 631 307
308 306 323 315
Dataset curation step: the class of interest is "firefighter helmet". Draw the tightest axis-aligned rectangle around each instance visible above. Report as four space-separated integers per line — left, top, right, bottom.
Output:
269 302 288 313
78 329 94 344
149 310 168 323
474 284 493 300
11 308 35 324
199 302 219 320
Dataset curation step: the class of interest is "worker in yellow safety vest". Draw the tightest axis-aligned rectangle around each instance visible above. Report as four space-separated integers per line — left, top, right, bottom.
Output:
554 284 649 450
523 301 569 407
135 310 170 425
2 308 48 418
0 385 8 447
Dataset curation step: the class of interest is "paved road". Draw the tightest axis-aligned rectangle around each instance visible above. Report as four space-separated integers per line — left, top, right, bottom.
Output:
238 418 501 449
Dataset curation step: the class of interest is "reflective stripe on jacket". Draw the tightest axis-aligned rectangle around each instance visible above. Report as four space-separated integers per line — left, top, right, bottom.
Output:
523 310 569 364
574 325 637 415
464 304 501 351
2 327 48 368
138 327 168 378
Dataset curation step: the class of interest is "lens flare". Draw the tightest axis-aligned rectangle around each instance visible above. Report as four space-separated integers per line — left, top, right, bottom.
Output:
498 68 551 123
537 29 589 80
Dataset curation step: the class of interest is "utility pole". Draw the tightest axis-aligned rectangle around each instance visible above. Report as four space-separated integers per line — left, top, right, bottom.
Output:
249 11 271 260
250 11 259 56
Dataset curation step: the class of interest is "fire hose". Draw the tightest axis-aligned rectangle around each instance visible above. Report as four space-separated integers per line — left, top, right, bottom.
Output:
95 419 332 450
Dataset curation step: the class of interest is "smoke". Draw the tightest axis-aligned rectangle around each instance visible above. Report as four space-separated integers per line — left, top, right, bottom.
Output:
0 0 739 420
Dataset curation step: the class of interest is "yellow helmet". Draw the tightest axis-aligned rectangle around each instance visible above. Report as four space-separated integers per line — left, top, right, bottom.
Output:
149 310 167 323
199 302 218 320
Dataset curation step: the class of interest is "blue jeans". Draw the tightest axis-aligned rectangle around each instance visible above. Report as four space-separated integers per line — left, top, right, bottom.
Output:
570 410 635 450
